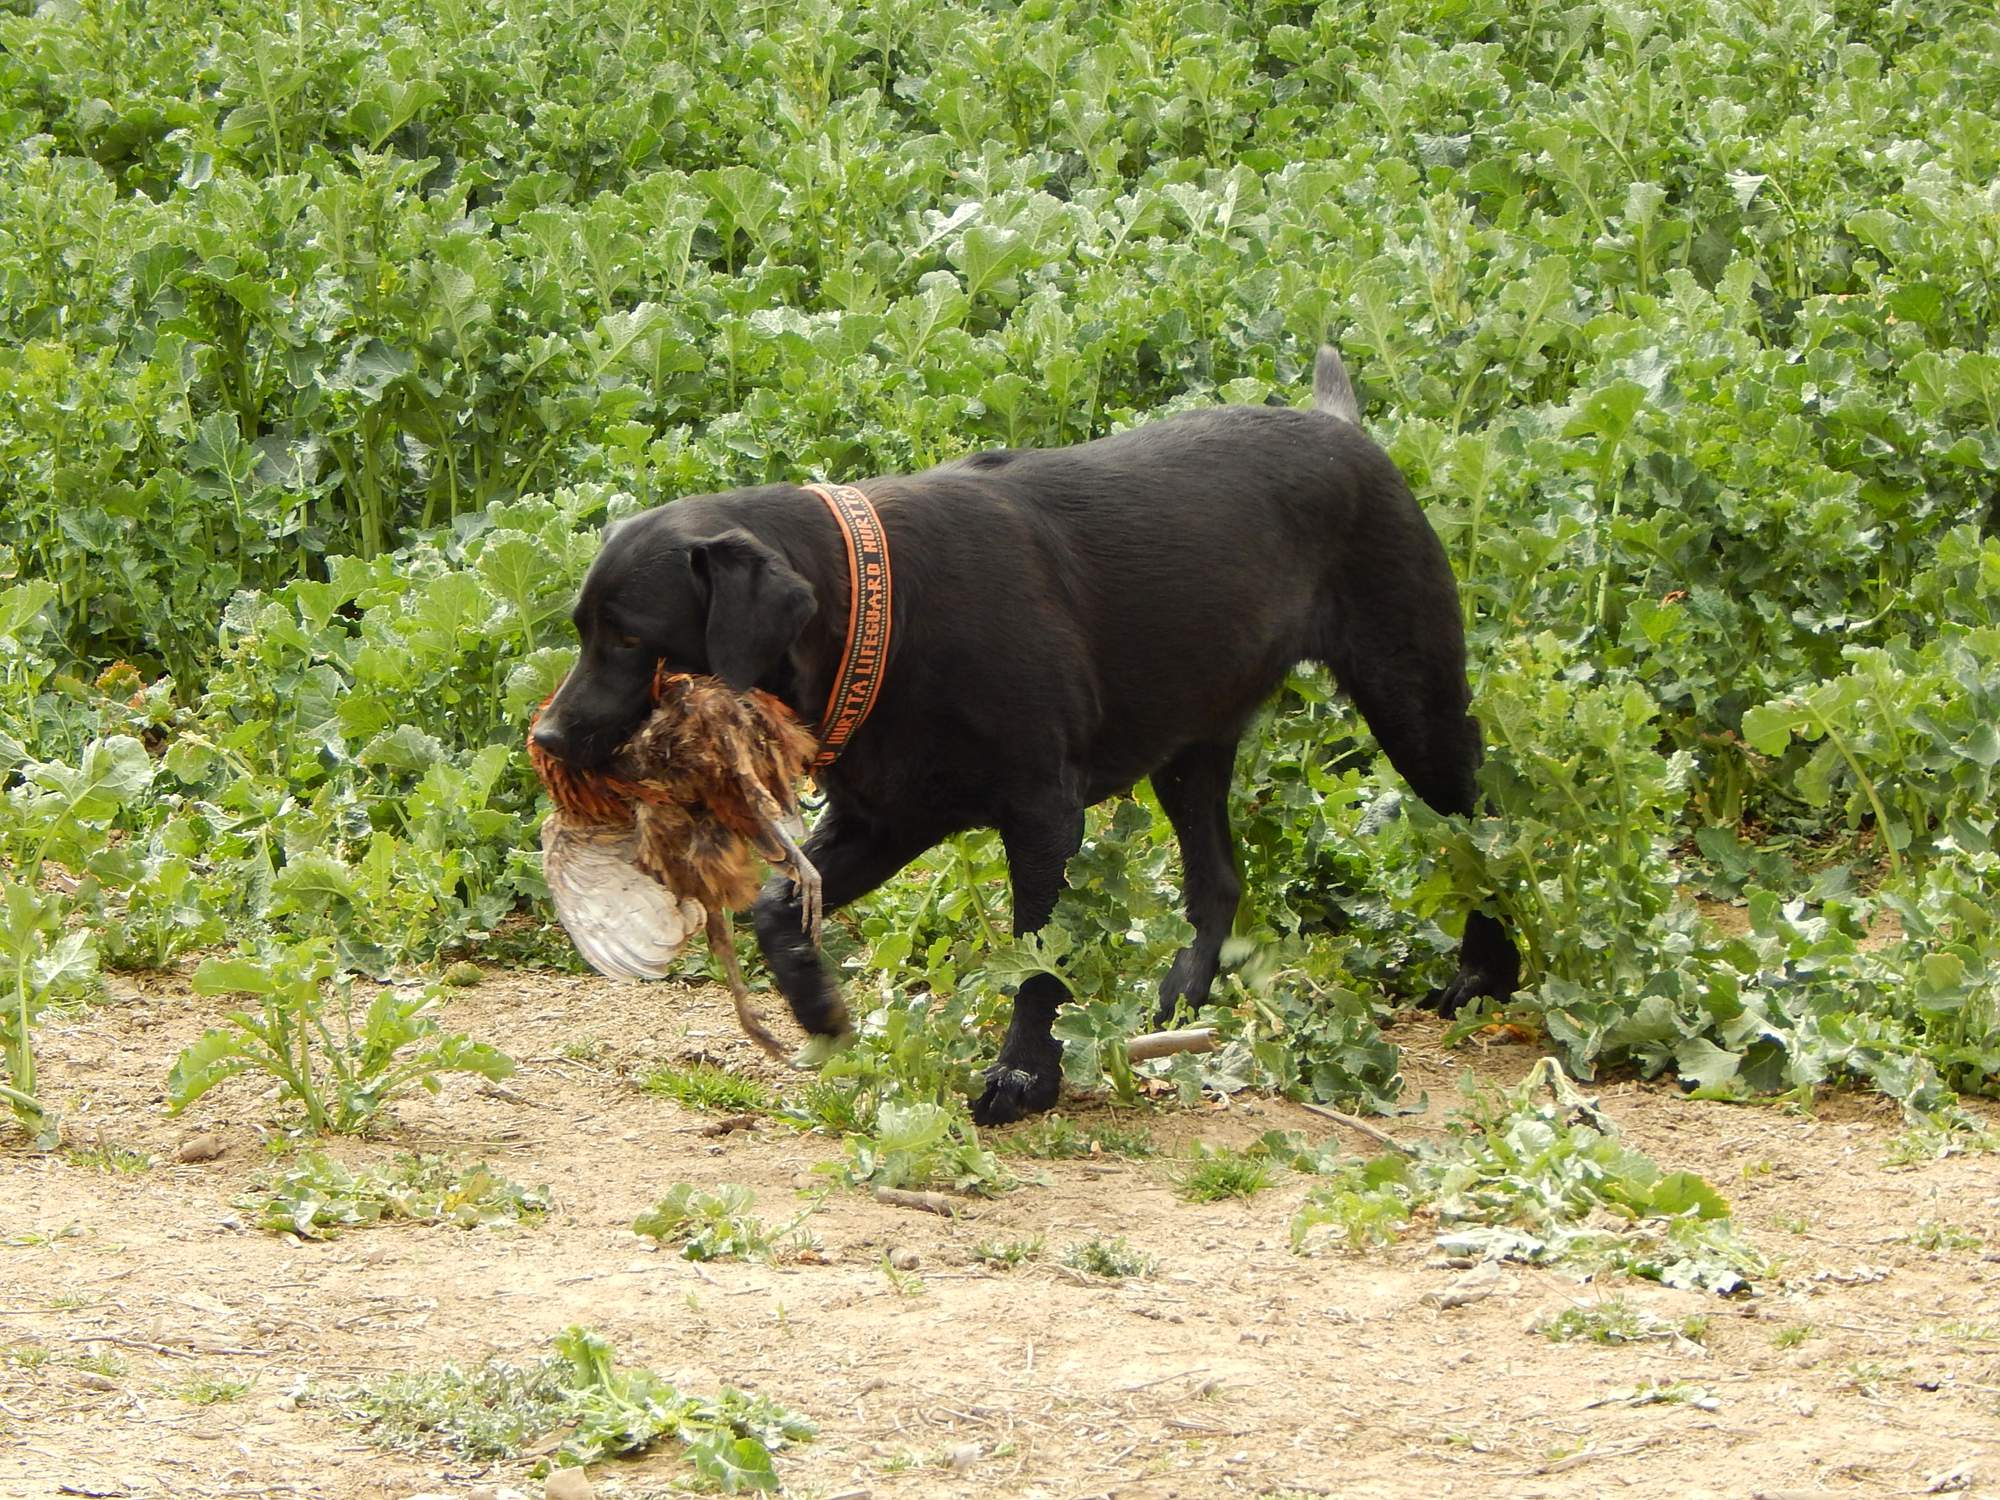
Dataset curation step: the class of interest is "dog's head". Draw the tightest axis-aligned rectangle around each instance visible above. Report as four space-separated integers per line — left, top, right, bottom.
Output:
531 506 816 770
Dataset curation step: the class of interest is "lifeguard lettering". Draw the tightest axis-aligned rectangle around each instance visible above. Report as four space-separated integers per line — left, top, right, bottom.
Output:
801 483 893 769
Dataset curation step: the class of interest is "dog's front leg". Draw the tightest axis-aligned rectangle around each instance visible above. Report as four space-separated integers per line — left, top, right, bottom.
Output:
971 806 1085 1127
752 806 945 1041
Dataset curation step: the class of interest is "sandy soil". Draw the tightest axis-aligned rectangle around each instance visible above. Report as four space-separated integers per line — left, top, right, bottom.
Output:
3 968 1998 1500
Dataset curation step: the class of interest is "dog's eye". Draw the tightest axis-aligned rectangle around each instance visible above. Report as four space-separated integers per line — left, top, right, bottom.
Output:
618 633 643 650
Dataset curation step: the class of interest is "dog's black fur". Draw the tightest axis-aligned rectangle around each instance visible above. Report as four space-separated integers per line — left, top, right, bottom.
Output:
534 350 1519 1124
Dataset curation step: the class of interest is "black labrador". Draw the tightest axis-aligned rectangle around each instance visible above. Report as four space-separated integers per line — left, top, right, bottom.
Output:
532 348 1519 1124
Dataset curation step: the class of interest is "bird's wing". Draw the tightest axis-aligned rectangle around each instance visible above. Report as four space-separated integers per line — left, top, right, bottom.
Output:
541 813 705 980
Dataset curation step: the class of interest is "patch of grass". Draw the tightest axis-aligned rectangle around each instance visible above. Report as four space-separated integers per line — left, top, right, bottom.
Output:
972 1235 1045 1270
1842 1360 1904 1397
64 1139 152 1173
1774 1214 1811 1235
642 1061 773 1113
1173 1144 1275 1203
557 1034 607 1062
1537 1300 1652 1344
172 1374 251 1405
632 1185 814 1262
74 1351 126 1378
1772 1324 1818 1349
1904 1220 1983 1253
2 1343 52 1369
1061 1236 1156 1280
778 1077 874 1136
995 1114 1155 1160
241 1153 550 1239
342 1326 813 1486
1922 1320 2000 1345
1536 1299 1705 1346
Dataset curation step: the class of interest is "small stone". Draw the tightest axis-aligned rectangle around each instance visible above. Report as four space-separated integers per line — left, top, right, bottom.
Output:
76 1372 118 1392
545 1469 596 1500
946 1442 980 1470
176 1133 226 1164
888 1247 921 1271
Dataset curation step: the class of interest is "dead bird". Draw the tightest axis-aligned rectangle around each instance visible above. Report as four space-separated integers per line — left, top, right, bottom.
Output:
529 672 822 1059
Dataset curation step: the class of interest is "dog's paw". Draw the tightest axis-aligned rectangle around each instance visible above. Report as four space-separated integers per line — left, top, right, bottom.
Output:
1420 974 1483 1019
971 1060 1062 1126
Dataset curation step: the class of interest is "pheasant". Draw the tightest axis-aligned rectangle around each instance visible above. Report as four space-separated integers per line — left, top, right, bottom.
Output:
528 671 822 1060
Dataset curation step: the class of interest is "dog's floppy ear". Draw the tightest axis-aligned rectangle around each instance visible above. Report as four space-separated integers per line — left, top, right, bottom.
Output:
689 530 815 691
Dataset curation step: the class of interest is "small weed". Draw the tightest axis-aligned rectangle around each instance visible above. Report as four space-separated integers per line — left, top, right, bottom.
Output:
1537 1299 1690 1345
343 1326 813 1483
1061 1236 1156 1279
632 1185 814 1262
881 1256 927 1296
1623 1380 1719 1409
557 1034 607 1063
1774 1214 1810 1234
996 1114 1154 1160
173 1374 251 1405
642 1061 773 1113
1904 1220 1983 1253
242 1153 550 1239
64 1138 151 1173
972 1235 1045 1269
778 1077 874 1135
45 1293 96 1311
1291 1154 1418 1252
1922 1320 2000 1345
440 961 483 987
1174 1144 1275 1203
836 1099 1010 1196
1772 1324 1817 1349
878 1450 921 1474
1884 1118 2000 1167
3 1343 52 1369
1842 1360 1902 1396
74 1351 126 1378
1739 1158 1774 1180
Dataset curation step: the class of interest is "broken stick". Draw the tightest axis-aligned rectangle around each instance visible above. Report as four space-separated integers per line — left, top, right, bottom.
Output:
1123 1027 1218 1062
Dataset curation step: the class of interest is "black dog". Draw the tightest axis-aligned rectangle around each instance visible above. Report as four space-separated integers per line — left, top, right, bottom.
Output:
533 348 1519 1124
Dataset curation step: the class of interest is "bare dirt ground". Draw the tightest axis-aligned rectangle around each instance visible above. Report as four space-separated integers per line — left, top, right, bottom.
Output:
4 968 1998 1500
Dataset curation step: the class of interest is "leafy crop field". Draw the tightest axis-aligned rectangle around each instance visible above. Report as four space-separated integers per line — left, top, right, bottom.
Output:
3 0 1999 1493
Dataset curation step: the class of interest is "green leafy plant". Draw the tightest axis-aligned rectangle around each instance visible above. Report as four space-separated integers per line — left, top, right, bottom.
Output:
835 1099 1009 1196
1061 1236 1156 1280
632 1185 814 1262
167 943 514 1134
240 1153 550 1238
1295 1060 1763 1295
342 1327 813 1490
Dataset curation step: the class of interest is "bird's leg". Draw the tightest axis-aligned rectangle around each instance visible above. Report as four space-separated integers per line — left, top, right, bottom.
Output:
705 910 789 1062
741 780 823 947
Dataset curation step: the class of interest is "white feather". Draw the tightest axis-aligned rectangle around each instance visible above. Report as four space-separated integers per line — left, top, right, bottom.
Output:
541 813 704 980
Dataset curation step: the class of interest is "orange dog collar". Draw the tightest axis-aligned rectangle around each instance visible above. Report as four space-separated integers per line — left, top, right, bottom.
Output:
801 483 892 769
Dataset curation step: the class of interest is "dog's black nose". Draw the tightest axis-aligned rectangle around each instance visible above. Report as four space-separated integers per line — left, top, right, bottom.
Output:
530 719 570 758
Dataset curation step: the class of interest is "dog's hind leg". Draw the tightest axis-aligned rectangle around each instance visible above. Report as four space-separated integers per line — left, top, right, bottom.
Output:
971 803 1085 1127
1335 645 1521 1016
1150 740 1242 1027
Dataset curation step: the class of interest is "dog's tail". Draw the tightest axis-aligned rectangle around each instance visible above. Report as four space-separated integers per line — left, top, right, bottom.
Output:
1312 345 1361 425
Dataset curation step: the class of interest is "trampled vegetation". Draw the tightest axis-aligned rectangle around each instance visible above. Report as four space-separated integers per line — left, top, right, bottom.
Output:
3 0 1998 1160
